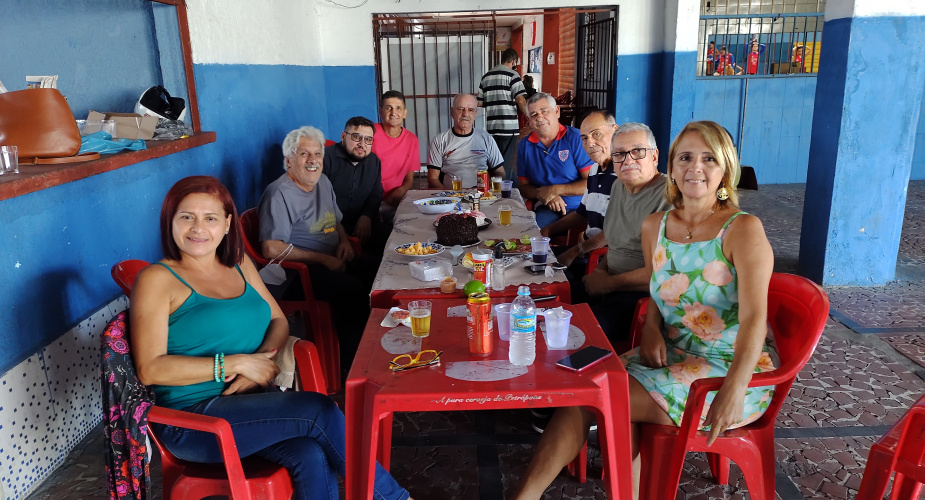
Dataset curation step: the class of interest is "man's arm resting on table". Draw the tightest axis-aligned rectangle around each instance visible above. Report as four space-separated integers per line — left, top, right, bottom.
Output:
385 171 416 207
536 169 590 202
540 211 586 237
557 231 607 267
261 239 338 267
426 167 444 189
518 176 539 201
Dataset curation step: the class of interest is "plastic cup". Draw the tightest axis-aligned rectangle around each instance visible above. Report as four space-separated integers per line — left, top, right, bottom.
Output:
491 176 502 194
491 262 505 290
495 303 512 341
544 309 573 348
500 180 513 198
452 175 463 191
498 204 512 226
0 145 19 174
530 236 550 263
408 300 432 337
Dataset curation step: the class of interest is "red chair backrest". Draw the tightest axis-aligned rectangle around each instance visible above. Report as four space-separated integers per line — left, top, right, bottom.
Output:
240 208 272 266
111 259 150 298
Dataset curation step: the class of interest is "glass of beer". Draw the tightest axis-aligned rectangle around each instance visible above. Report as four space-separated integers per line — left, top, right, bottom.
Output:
451 175 463 191
408 300 433 337
498 204 512 226
491 176 502 195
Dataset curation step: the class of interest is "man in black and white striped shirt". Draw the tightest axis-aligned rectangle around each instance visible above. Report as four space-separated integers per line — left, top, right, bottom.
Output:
477 48 528 186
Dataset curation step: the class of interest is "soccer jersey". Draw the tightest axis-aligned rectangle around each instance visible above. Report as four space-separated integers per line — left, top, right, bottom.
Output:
477 64 527 136
426 128 504 189
517 124 594 211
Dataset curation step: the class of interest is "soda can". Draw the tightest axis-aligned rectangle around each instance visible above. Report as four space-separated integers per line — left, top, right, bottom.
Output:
466 293 493 357
477 170 490 195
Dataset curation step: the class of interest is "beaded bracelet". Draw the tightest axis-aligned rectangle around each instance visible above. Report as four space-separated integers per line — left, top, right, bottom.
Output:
219 353 225 381
213 354 221 382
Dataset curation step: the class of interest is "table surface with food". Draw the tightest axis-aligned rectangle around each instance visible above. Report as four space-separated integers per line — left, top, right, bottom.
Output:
371 189 566 294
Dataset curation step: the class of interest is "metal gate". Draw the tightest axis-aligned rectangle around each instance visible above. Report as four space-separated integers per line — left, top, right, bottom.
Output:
373 15 496 164
575 10 618 117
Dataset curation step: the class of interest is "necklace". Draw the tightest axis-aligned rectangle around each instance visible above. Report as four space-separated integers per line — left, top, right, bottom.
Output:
682 209 715 239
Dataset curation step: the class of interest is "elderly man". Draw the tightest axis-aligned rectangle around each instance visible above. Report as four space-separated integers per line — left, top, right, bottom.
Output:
258 126 377 378
372 90 420 222
477 48 528 186
513 122 671 498
517 92 594 229
540 110 620 276
427 93 505 189
323 116 389 254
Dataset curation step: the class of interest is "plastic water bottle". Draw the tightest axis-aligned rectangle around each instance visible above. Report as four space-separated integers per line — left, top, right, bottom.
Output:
509 286 537 366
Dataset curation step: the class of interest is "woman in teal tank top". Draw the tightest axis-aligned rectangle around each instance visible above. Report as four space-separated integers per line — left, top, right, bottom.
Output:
131 176 410 500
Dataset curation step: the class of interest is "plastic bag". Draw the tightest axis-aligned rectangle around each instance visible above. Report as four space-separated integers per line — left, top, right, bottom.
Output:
151 119 193 140
77 131 146 155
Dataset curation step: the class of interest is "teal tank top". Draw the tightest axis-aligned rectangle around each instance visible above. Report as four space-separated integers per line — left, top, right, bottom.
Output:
152 262 271 410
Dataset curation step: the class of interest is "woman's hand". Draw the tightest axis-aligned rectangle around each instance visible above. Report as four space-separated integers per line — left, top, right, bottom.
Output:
222 376 261 396
638 323 667 368
226 350 279 388
702 380 748 446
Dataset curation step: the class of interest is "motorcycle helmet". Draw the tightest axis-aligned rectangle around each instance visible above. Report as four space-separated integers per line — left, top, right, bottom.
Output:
134 85 187 122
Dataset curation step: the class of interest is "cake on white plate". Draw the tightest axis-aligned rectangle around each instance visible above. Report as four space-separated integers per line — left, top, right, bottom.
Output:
436 209 486 227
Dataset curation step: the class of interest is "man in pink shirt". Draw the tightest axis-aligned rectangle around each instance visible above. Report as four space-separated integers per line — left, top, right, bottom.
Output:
372 90 421 222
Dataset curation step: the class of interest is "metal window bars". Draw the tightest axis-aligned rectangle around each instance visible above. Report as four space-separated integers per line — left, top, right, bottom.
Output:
698 13 823 77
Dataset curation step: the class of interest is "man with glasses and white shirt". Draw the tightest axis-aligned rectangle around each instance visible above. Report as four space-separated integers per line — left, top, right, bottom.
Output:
427 93 505 189
323 116 389 254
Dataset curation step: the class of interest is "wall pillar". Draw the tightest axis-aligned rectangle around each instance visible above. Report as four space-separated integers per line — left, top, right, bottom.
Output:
799 0 925 285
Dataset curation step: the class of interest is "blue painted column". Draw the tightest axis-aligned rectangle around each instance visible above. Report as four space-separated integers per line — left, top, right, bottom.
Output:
799 2 925 285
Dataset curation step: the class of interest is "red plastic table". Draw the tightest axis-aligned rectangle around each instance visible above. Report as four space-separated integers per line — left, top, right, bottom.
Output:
345 300 633 499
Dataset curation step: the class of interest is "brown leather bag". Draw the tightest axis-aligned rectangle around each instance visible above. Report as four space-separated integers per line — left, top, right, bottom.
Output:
0 88 100 164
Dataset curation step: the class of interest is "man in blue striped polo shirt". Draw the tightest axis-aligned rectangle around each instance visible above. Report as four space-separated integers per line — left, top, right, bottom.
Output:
477 48 528 186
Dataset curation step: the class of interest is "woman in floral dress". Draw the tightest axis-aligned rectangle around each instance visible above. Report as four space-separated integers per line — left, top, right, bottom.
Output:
628 120 778 443
512 121 776 500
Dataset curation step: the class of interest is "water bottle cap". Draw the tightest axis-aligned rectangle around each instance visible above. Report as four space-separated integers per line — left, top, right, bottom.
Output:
517 285 530 296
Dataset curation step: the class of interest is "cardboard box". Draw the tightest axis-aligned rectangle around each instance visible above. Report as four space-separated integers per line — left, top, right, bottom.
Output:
86 111 157 140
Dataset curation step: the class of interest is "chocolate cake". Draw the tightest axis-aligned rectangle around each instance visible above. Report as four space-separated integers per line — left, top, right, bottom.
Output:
436 213 479 246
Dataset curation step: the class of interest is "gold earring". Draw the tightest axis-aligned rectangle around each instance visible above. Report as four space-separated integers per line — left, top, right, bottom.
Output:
717 185 729 201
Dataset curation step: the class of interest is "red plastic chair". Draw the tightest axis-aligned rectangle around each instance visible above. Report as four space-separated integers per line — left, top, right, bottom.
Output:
857 394 925 500
111 259 149 298
636 272 829 500
102 312 327 500
239 208 341 394
584 247 608 275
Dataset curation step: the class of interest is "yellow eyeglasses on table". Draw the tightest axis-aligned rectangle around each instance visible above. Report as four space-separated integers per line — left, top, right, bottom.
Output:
389 350 442 372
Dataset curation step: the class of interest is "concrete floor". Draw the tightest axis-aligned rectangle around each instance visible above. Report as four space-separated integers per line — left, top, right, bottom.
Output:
24 182 925 500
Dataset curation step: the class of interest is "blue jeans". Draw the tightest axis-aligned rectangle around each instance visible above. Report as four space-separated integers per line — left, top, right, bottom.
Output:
153 391 409 500
534 205 575 229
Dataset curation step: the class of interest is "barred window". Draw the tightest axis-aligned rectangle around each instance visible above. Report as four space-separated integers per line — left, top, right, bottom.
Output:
698 0 825 77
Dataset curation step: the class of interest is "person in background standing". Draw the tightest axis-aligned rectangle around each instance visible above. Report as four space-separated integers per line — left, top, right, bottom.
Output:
478 48 528 188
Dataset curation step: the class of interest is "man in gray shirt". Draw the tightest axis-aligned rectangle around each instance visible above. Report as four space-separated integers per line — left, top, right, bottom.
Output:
258 125 377 379
583 122 671 349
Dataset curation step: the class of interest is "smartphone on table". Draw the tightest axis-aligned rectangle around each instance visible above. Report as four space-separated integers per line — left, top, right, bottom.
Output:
555 345 614 372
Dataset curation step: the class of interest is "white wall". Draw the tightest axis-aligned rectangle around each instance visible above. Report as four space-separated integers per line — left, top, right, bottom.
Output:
186 0 670 67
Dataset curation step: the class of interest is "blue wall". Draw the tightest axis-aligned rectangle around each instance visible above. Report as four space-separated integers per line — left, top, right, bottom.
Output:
615 52 666 135
692 75 817 184
0 0 163 117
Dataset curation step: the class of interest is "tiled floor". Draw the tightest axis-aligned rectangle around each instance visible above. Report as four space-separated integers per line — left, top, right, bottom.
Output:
24 182 925 500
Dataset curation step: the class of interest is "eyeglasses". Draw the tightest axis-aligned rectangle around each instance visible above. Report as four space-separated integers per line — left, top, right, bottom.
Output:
347 132 374 146
611 147 653 163
389 350 442 372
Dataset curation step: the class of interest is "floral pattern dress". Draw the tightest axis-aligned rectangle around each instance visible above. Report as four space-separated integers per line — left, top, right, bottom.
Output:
622 211 779 428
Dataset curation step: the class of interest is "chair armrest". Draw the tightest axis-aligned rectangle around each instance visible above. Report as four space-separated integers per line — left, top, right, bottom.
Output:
585 247 608 275
148 406 253 500
293 340 328 394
